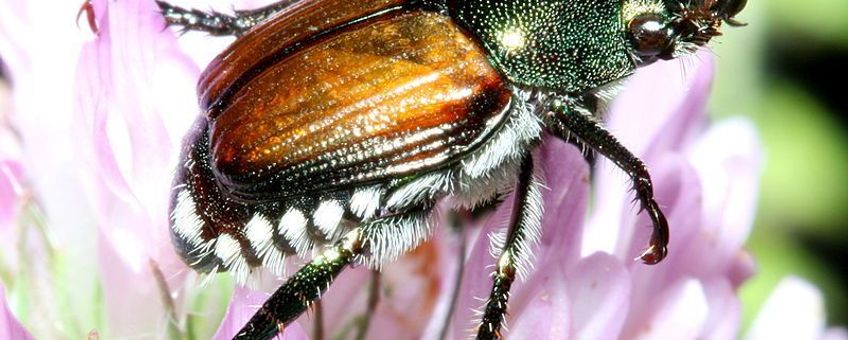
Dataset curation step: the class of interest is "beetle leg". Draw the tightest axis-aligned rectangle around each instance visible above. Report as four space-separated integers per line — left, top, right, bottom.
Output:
477 154 543 340
313 299 324 340
352 270 381 340
155 0 297 36
231 0 301 32
235 228 363 340
434 209 470 339
236 203 436 339
544 98 669 264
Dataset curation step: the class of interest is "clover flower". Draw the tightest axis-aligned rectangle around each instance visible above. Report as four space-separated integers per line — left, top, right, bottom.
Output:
0 0 842 339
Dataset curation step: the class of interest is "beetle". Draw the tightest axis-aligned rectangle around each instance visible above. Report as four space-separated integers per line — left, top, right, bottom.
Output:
157 0 746 338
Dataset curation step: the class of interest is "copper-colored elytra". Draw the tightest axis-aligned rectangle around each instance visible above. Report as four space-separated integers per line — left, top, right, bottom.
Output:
198 0 408 114
206 10 510 199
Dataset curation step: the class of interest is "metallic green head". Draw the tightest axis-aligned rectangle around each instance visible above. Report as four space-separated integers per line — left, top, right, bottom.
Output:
446 0 747 94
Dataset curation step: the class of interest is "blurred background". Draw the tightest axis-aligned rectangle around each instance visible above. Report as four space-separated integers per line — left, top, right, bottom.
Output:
709 0 848 330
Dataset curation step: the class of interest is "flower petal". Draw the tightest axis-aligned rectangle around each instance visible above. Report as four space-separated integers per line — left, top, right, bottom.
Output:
0 283 33 340
450 200 511 340
687 118 763 281
534 136 591 269
623 278 709 339
746 276 827 340
699 278 741 340
74 0 204 335
820 328 848 340
606 50 715 159
0 160 23 231
567 252 631 340
508 265 571 340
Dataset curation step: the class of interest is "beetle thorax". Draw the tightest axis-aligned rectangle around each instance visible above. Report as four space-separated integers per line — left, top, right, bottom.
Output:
447 0 636 93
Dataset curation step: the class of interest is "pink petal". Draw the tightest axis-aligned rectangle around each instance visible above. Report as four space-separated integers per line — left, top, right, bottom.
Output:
0 283 33 340
361 228 454 338
699 278 741 340
300 267 370 336
0 160 23 230
821 328 848 340
746 277 827 340
726 250 757 287
607 51 715 159
687 118 763 280
422 226 475 338
312 242 453 339
508 265 571 340
73 1 202 335
534 136 591 269
97 230 177 338
450 201 511 340
622 278 709 339
0 0 98 256
566 252 631 340
74 0 198 207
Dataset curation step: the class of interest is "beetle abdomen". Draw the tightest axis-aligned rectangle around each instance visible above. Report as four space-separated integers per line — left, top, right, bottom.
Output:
206 9 511 201
172 118 373 278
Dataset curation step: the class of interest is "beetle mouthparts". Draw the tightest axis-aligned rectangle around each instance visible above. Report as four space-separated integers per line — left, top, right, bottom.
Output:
704 0 748 26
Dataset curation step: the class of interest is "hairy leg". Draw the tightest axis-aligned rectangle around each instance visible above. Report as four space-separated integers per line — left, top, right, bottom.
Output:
155 0 298 36
353 270 381 340
236 202 436 339
545 97 669 264
235 228 363 340
476 155 544 339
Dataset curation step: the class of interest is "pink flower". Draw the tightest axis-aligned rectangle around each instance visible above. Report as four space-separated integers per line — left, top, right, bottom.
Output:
747 276 847 340
0 59 33 340
0 159 23 233
0 0 841 339
0 283 33 340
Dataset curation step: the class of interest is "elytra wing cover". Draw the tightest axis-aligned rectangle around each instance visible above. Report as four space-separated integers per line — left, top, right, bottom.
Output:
205 10 511 200
198 0 410 113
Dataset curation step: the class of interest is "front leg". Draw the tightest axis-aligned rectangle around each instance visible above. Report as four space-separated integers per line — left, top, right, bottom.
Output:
156 0 297 36
544 97 669 264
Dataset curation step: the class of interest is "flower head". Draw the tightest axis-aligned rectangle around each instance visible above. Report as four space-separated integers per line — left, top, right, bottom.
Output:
0 0 842 339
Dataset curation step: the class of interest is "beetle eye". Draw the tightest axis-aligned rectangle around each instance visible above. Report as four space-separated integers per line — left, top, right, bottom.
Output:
628 14 672 58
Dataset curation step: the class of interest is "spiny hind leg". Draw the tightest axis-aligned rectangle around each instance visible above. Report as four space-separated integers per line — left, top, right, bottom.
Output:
235 228 364 340
476 154 544 340
235 202 437 340
155 0 298 36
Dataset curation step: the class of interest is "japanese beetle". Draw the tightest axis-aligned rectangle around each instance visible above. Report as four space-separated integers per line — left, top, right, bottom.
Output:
158 0 746 338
